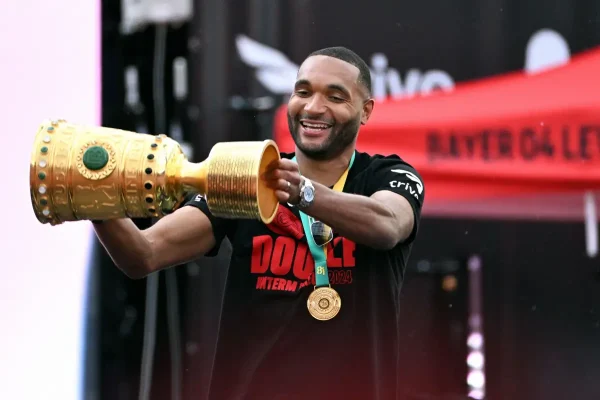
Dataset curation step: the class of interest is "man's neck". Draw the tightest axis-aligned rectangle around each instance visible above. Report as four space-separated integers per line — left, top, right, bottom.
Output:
295 146 355 187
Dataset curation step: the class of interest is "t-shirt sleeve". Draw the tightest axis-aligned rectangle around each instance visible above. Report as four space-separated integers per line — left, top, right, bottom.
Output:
179 192 236 257
366 158 425 244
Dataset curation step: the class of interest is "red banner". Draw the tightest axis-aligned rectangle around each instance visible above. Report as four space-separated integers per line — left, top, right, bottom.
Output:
273 47 600 212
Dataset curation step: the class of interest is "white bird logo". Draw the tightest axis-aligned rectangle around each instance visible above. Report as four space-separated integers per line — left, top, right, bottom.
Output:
235 34 300 94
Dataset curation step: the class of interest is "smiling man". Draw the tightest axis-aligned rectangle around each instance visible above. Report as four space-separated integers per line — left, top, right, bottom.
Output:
93 46 425 399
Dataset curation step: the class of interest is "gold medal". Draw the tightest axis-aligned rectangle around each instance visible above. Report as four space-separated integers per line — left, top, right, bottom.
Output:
307 286 341 321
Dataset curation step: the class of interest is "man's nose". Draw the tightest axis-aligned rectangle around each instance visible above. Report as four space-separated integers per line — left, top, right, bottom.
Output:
304 94 327 114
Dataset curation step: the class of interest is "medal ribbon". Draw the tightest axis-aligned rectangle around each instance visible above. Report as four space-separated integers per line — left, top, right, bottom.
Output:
292 151 356 288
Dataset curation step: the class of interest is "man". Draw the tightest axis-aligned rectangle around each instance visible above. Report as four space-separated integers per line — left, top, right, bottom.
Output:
94 47 425 399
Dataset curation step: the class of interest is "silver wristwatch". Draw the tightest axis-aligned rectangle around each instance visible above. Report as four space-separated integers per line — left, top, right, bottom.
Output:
297 178 315 209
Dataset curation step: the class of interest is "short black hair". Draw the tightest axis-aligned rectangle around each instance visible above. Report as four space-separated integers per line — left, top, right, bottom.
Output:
307 47 372 97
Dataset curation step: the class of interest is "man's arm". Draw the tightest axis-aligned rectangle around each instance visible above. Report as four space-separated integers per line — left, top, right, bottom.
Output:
93 206 217 279
269 158 424 250
300 183 414 250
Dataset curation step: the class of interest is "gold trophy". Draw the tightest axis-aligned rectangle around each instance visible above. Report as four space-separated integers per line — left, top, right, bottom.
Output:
30 119 281 225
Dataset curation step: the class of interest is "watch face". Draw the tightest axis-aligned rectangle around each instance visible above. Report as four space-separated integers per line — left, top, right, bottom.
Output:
304 186 315 202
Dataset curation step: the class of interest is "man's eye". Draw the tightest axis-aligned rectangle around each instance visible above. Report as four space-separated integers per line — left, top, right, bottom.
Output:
296 90 309 96
330 96 344 102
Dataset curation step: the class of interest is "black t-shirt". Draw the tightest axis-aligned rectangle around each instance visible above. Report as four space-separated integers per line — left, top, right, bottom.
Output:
184 151 425 400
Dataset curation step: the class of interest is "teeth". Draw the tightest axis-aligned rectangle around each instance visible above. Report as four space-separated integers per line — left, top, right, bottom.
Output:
302 122 329 129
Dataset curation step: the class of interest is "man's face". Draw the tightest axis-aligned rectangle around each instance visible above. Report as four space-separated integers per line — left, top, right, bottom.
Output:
287 55 373 160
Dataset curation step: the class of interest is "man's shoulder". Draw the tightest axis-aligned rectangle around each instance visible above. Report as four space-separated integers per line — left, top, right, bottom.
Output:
354 151 420 175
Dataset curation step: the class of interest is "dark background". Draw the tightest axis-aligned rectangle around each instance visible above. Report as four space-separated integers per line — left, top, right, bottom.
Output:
87 1 600 399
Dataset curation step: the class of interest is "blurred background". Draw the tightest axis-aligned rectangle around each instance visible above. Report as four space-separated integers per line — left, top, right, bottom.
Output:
1 0 600 399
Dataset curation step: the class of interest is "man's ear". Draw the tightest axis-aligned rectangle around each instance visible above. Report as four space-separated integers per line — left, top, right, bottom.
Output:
361 98 375 125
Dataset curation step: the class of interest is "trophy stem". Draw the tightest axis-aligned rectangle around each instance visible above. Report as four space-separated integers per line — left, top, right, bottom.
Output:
178 161 209 195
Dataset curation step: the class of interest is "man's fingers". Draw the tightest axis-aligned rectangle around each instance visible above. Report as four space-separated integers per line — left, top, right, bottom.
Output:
275 190 290 203
264 159 297 176
266 158 297 172
276 170 302 185
262 159 302 197
263 169 302 185
278 158 299 171
266 178 290 192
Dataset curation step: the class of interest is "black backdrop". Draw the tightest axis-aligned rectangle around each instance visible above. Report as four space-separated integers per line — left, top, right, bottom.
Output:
91 1 600 399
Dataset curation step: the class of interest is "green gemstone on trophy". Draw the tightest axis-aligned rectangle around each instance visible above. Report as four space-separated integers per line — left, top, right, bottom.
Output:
83 145 109 170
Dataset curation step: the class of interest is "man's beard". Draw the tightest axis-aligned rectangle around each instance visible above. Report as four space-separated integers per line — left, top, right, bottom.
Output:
287 113 361 161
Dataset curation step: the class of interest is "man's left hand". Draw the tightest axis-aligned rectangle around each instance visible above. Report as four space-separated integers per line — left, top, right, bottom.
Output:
263 159 303 204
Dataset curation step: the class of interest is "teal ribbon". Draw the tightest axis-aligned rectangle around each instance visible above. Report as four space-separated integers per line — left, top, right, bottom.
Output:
292 152 355 288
